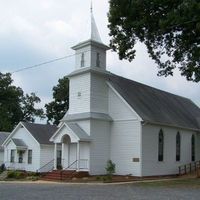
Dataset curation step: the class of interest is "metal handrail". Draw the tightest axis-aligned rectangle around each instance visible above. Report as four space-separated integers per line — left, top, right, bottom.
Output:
37 159 54 173
59 159 89 181
60 160 78 180
63 160 78 171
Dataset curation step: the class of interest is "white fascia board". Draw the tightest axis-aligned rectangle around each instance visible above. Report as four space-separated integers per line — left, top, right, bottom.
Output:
2 122 22 146
2 122 40 147
50 123 79 143
107 81 143 122
49 123 65 142
20 124 41 147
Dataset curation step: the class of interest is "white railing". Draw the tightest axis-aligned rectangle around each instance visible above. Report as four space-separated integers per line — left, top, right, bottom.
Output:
79 159 89 170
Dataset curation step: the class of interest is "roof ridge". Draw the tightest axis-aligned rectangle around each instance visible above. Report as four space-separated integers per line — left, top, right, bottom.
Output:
22 122 57 127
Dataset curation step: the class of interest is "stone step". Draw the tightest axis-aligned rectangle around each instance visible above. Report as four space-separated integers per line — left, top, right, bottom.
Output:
0 171 8 181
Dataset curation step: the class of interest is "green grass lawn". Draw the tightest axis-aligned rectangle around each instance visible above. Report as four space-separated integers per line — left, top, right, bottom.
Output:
134 178 200 188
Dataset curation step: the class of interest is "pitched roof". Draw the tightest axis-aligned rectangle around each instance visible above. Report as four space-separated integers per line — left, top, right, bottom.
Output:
89 5 102 43
12 138 27 148
67 123 91 141
0 132 10 150
22 122 58 145
108 74 200 131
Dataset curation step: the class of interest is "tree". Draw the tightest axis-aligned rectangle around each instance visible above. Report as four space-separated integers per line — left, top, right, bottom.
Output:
0 72 44 131
108 0 200 82
21 93 44 122
45 76 69 125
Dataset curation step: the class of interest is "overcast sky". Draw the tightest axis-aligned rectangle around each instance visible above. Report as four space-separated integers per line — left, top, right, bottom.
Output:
1 0 200 118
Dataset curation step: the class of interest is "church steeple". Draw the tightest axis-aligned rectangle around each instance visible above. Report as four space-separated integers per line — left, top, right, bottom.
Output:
89 2 102 43
72 3 109 71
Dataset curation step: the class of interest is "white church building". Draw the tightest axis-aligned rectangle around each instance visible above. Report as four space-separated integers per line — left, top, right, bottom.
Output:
2 8 200 177
49 10 200 177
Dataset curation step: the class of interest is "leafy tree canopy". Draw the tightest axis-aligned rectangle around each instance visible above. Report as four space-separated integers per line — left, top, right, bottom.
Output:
0 72 44 131
108 0 200 82
45 76 69 125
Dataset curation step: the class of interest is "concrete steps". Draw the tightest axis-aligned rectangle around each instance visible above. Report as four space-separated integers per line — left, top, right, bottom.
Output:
0 171 8 181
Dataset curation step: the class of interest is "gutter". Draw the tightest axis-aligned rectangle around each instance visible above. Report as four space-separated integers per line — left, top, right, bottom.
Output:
141 120 200 133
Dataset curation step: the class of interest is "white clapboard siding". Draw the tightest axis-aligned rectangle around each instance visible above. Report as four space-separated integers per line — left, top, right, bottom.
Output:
77 120 91 135
110 121 141 176
39 145 54 172
90 74 108 114
68 73 91 114
108 86 139 120
89 120 110 175
69 143 77 166
108 86 142 176
142 124 197 176
4 127 40 172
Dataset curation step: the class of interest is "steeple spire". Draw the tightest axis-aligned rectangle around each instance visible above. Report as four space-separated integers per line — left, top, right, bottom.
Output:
89 2 102 43
90 0 93 13
71 1 109 71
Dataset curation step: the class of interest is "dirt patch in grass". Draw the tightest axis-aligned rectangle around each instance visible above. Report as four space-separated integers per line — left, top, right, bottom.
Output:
133 178 200 188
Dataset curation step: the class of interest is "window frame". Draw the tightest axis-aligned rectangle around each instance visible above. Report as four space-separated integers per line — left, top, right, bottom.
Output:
96 52 100 67
191 135 195 162
176 132 181 161
28 149 32 164
18 150 23 163
10 149 15 163
80 53 85 68
158 129 164 162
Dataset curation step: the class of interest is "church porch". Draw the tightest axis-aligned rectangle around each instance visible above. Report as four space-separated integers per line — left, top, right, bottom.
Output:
50 123 91 172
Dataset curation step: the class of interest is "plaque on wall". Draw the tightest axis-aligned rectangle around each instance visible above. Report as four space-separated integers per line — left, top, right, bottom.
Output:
132 158 140 162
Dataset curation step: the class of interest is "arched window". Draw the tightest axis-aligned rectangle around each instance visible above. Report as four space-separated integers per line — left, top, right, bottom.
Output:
158 129 164 161
96 52 100 67
176 132 181 161
81 53 85 67
191 134 195 162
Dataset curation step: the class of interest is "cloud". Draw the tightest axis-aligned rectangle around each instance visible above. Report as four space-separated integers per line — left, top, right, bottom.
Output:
0 0 199 118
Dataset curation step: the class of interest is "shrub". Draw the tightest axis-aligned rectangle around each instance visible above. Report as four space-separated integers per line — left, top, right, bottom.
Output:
7 171 27 179
96 176 101 181
27 172 39 177
105 160 116 178
7 171 16 178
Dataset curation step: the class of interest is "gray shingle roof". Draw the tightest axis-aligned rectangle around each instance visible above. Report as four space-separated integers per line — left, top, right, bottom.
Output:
22 122 58 145
108 74 200 131
12 138 27 148
67 123 91 141
0 132 10 150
